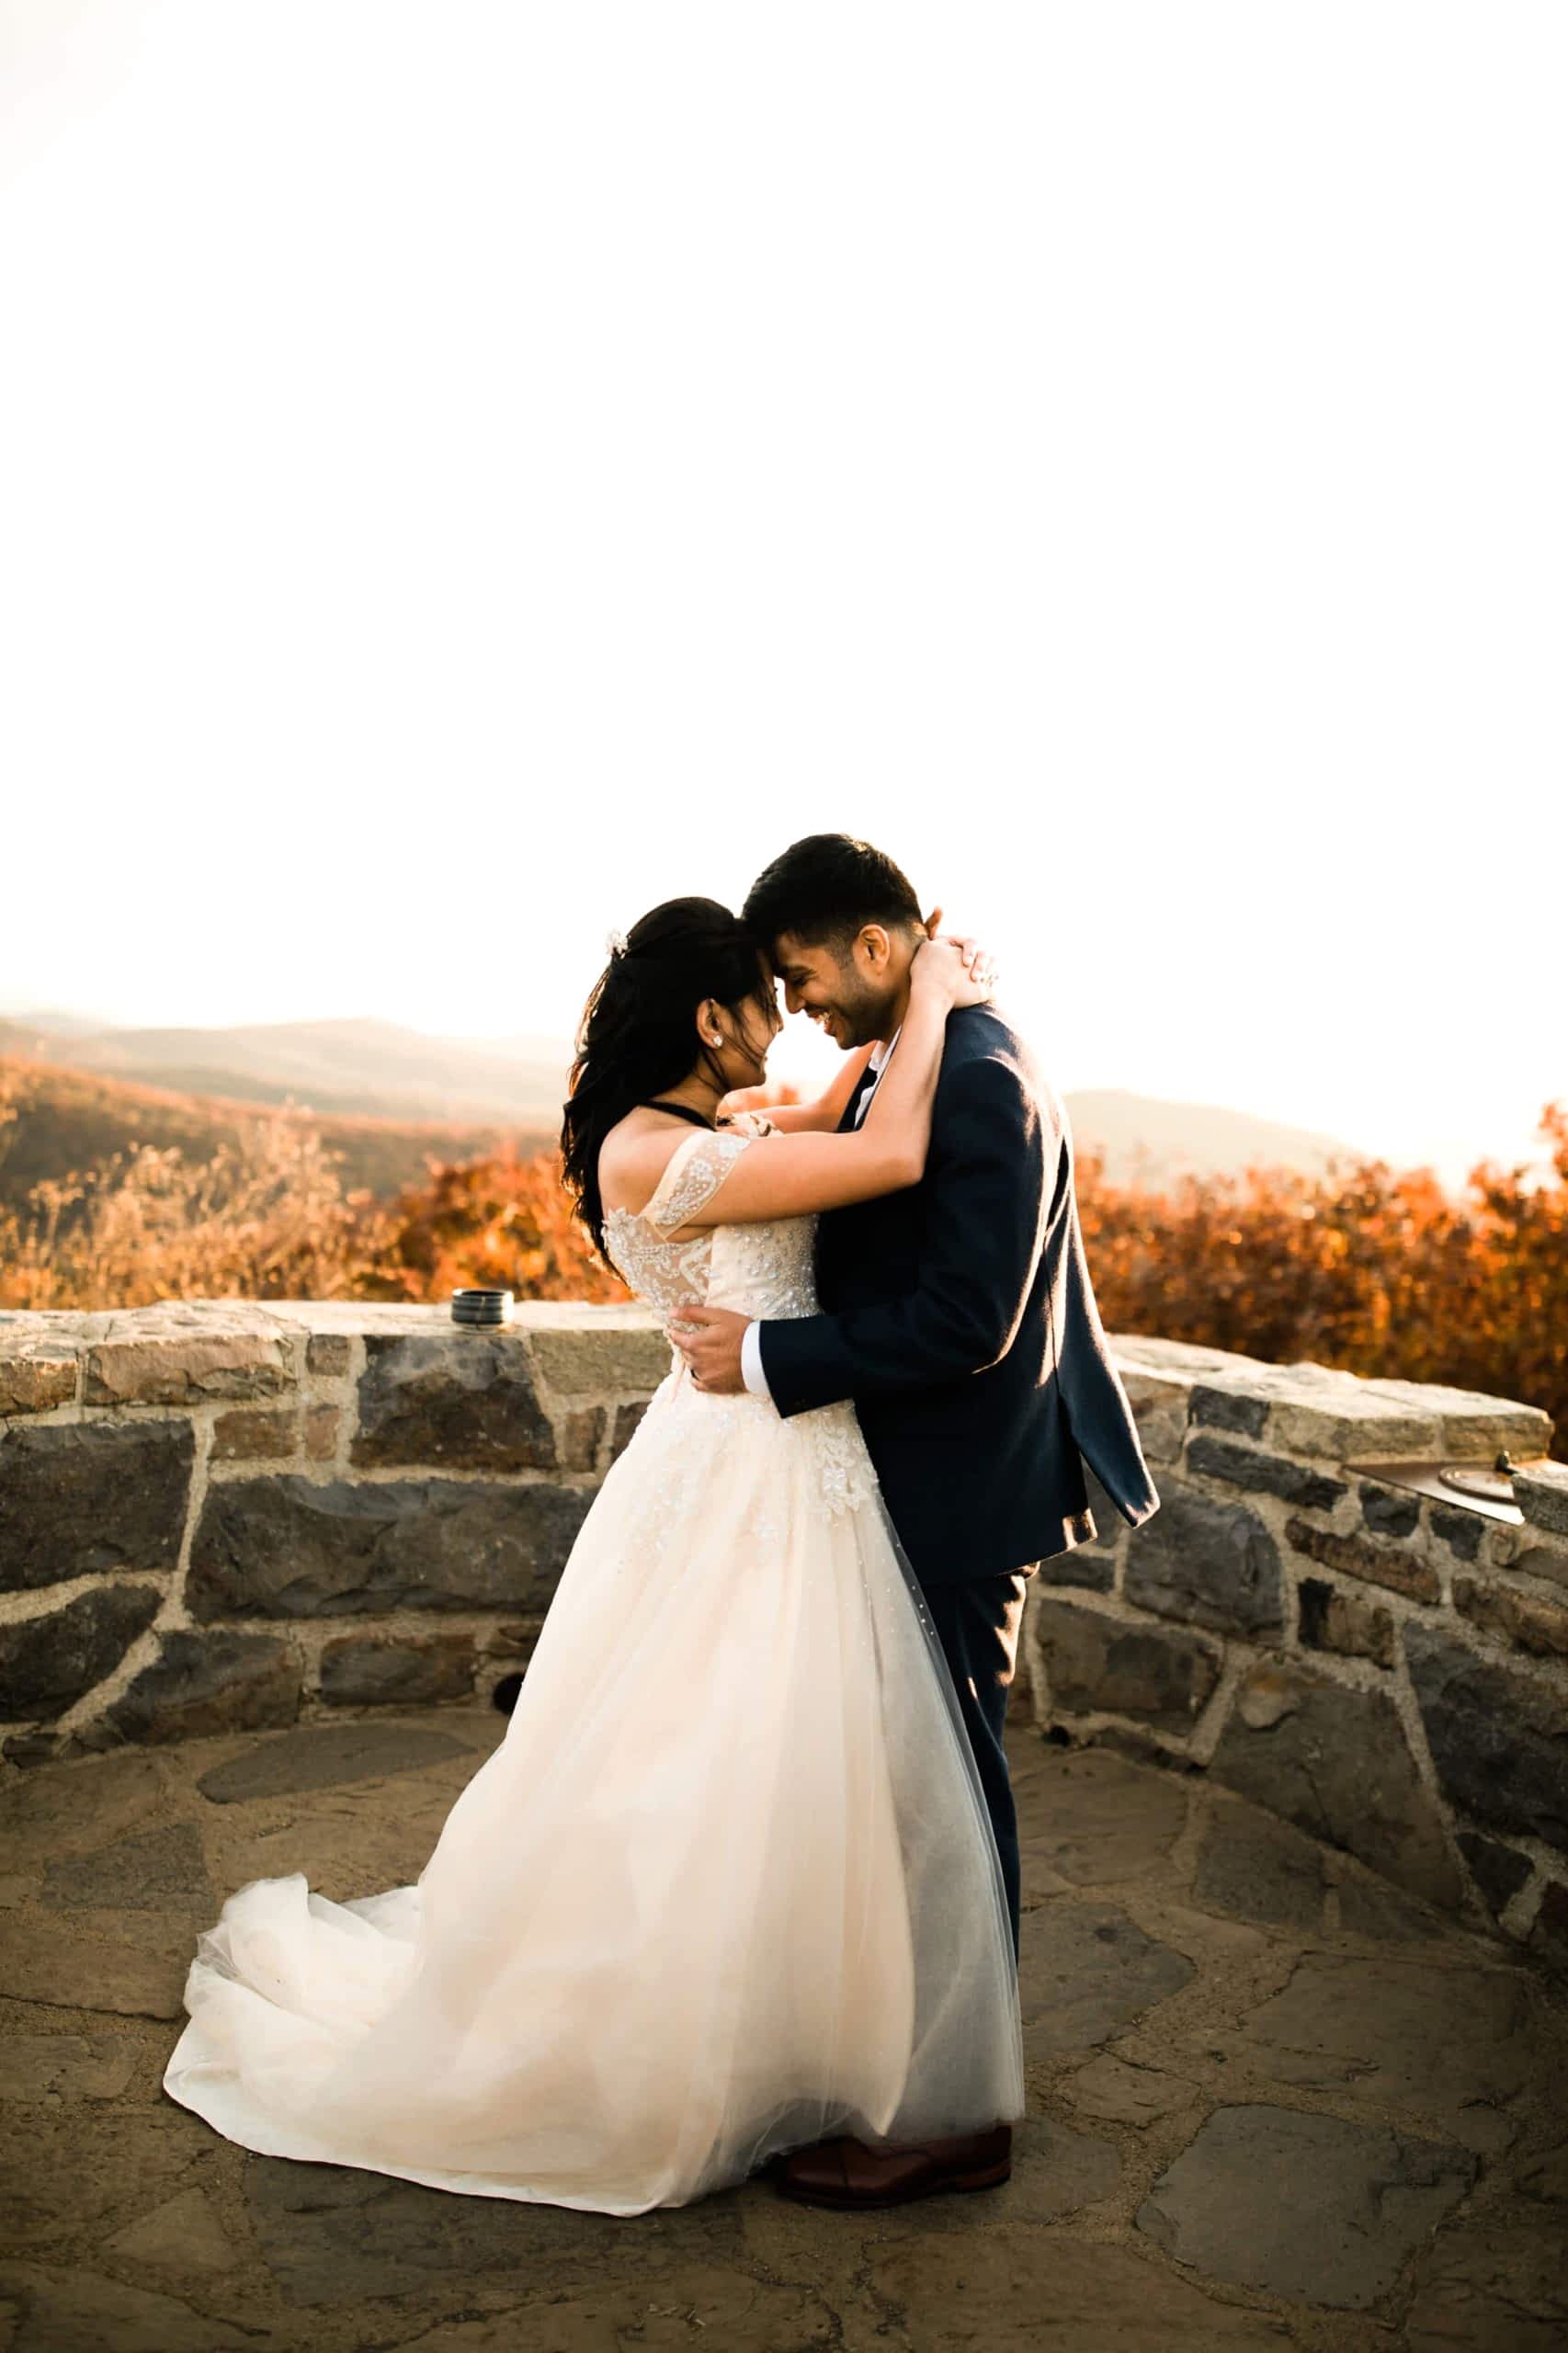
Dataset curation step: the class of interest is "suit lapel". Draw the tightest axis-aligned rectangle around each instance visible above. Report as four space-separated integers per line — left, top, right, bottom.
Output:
838 1061 879 1133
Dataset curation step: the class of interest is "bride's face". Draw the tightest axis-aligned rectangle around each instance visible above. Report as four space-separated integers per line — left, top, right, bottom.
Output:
710 983 783 1091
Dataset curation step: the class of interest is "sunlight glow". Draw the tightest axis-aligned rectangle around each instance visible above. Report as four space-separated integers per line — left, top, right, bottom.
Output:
2 1 1564 1188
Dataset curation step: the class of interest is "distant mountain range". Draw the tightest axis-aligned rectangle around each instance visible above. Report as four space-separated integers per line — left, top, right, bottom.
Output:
0 1012 569 1128
0 1009 1367 1208
0 1032 553 1212
1062 1088 1359 1187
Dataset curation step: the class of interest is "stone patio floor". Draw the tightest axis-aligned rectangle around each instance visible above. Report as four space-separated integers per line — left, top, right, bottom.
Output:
2 1705 1566 2352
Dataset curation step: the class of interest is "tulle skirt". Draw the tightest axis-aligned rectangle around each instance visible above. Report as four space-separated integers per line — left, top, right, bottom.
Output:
161 1371 1026 2213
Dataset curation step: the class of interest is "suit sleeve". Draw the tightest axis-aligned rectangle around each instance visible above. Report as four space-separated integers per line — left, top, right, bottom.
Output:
1055 1187 1162 1527
756 1054 1050 1417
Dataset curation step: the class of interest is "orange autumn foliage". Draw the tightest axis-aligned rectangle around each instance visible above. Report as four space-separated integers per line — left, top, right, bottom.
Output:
350 1143 627 1307
0 1081 623 1313
1076 1101 1568 1438
2 1071 1562 1438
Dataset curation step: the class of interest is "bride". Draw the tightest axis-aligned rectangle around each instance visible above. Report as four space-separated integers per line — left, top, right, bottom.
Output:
162 896 1026 2215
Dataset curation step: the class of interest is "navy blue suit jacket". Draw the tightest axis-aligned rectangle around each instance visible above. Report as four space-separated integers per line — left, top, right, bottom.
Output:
756 1005 1160 1585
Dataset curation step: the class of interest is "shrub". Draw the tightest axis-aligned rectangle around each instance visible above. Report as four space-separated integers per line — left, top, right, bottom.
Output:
4 1066 1562 1439
1077 1101 1568 1439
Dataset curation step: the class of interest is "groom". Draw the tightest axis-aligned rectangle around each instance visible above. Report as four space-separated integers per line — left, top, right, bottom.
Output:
674 833 1160 2210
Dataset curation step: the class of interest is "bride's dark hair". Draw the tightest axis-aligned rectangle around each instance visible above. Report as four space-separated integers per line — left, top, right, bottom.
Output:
561 896 774 1266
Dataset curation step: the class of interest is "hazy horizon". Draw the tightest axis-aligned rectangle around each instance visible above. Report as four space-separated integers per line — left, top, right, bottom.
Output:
3 3 1563 1187
6 993 1561 1192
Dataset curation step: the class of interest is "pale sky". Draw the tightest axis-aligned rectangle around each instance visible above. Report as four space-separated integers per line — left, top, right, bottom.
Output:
2 1 1564 1185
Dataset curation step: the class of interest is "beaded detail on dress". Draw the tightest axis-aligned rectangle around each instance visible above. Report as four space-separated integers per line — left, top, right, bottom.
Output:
601 1114 877 1522
603 1117 815 1329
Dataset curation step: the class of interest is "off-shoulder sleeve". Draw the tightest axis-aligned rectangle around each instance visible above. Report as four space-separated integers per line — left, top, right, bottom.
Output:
642 1128 756 1237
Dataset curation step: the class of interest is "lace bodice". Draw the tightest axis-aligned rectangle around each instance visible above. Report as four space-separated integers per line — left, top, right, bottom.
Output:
602 1115 820 1333
600 1115 878 1526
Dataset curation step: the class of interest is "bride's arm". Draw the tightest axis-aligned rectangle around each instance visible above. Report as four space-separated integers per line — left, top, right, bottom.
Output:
665 942 985 1232
720 1045 878 1135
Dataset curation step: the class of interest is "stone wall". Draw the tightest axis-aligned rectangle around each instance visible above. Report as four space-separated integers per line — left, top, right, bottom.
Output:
4 1301 1567 1975
1020 1336 1568 1978
0 1301 667 1761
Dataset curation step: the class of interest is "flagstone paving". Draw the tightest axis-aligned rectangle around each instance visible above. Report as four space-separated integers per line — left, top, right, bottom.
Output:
1 1706 1565 2351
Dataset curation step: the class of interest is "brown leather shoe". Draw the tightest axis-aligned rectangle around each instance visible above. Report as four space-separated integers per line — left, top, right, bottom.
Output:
771 2122 1012 2210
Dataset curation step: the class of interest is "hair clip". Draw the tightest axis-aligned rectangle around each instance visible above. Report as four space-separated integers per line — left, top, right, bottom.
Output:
605 927 629 959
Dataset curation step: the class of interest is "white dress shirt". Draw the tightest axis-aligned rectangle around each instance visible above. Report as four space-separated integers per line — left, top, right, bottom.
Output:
739 1028 902 1403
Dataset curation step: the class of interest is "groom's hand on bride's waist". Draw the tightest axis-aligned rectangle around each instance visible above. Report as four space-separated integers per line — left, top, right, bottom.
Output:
671 1305 749 1394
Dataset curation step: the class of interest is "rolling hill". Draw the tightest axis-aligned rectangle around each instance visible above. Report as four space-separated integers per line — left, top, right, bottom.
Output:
0 1015 567 1128
0 1051 552 1213
1062 1088 1360 1187
2 1010 1369 1217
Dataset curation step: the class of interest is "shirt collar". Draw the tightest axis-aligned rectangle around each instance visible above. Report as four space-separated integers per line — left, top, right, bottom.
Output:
867 1024 903 1075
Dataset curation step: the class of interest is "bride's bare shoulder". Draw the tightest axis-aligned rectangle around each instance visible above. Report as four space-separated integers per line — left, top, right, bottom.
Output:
600 1109 769 1222
597 1110 694 1218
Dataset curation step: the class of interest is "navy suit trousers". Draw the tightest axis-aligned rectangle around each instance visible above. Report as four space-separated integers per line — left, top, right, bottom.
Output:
921 1571 1031 1964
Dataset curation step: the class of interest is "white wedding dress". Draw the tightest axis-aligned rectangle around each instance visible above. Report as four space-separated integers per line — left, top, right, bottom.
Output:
162 1117 1026 2213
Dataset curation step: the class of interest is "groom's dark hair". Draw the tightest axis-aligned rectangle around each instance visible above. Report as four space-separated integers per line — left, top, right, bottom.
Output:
743 834 923 956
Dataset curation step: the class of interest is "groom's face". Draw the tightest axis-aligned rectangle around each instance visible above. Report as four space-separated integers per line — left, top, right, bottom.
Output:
771 927 901 1052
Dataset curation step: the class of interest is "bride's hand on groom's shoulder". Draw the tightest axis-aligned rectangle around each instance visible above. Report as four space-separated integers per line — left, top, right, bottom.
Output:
913 931 997 1010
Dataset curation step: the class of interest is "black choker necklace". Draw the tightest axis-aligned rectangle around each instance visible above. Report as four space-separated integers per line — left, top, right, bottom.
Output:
639 1099 717 1131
